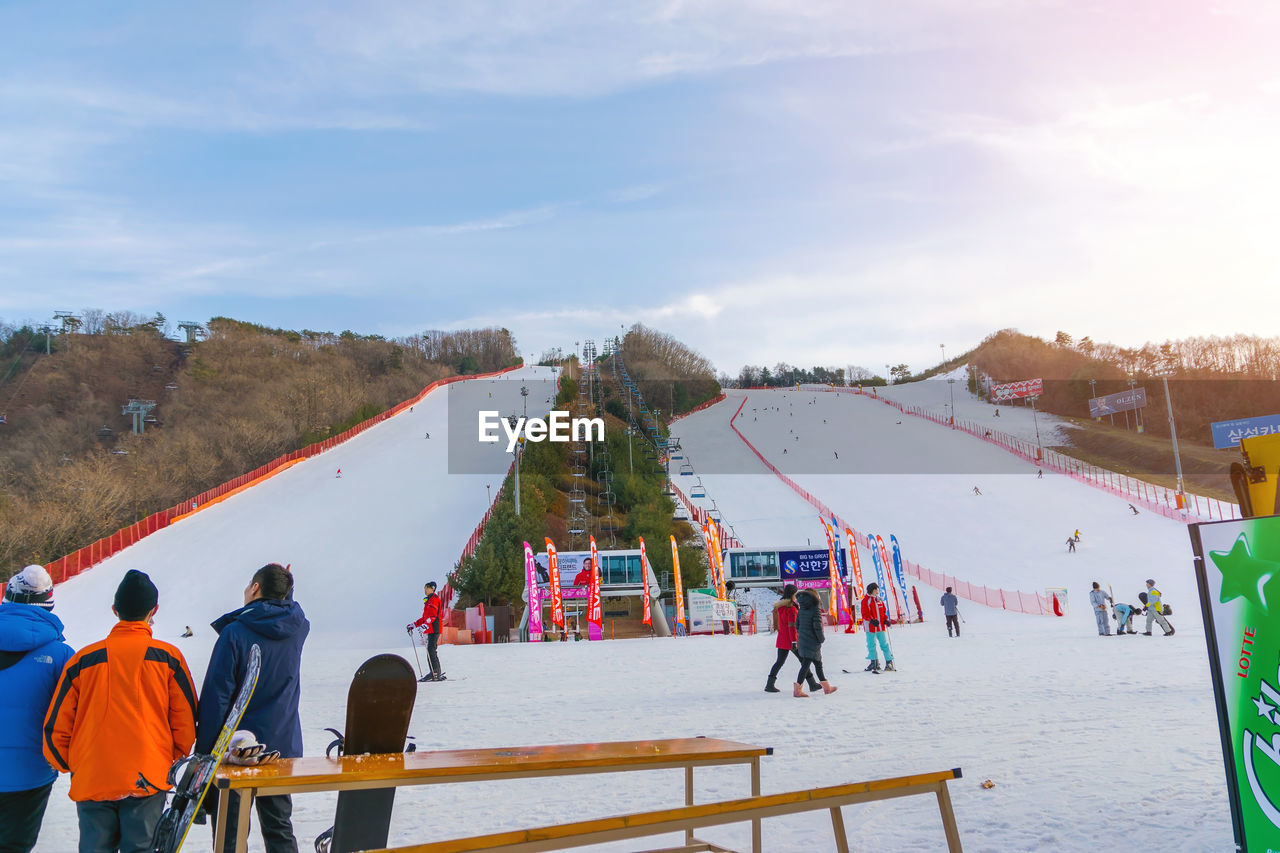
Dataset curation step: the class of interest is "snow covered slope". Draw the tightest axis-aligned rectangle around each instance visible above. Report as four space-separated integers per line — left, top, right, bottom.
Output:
32 367 1233 852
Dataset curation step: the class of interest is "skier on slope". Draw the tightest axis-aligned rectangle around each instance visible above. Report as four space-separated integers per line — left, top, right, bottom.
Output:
199 563 309 852
860 583 895 672
1089 582 1112 636
1128 504 1139 515
408 582 445 681
1141 580 1174 636
939 587 960 637
1066 537 1076 553
1112 601 1139 635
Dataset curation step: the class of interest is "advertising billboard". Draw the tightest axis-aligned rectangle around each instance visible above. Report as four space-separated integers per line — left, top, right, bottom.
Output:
990 378 1042 401
1189 516 1280 850
1088 387 1148 418
1211 414 1280 450
778 548 835 589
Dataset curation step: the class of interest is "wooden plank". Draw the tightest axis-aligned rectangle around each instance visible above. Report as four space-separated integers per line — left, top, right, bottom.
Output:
217 738 767 792
366 771 962 853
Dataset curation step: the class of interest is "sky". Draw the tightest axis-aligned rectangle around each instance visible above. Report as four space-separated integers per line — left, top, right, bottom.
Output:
2 1 1279 376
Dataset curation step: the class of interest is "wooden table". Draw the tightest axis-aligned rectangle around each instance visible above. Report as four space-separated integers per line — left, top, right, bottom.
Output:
214 737 772 853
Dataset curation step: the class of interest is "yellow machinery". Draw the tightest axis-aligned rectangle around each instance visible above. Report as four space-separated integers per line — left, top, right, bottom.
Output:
1231 432 1280 518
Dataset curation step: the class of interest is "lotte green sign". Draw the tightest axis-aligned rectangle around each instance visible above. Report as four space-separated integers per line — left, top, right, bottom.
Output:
1191 516 1280 851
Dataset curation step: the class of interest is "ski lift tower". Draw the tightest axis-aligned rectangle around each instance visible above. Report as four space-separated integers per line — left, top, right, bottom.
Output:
54 311 79 334
177 321 203 344
122 398 157 434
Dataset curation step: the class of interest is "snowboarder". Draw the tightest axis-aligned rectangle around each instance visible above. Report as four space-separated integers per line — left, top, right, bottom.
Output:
1112 602 1139 634
200 562 309 852
972 486 982 496
336 468 342 478
860 584 894 672
0 566 74 853
1129 504 1139 515
408 581 445 681
793 590 836 696
1141 580 1174 636
833 451 838 460
940 587 960 637
1037 469 1043 479
424 432 430 439
43 570 197 853
181 625 193 637
765 585 818 694
1066 537 1076 553
1089 582 1112 636
994 409 1000 417
1073 529 1081 541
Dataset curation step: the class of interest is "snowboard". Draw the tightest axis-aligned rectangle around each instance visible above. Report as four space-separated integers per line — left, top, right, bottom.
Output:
314 654 417 853
152 643 261 853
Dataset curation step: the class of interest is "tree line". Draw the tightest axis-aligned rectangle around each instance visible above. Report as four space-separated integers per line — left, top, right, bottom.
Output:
0 313 520 579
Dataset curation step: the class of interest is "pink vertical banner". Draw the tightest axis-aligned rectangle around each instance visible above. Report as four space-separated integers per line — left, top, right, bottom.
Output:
523 541 543 642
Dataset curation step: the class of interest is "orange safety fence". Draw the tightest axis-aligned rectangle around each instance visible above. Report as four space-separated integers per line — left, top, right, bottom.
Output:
33 364 524 589
727 395 1056 616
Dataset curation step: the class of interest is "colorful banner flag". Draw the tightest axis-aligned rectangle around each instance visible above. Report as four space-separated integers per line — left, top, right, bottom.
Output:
545 537 563 628
587 536 602 630
845 527 865 603
822 518 844 624
1190 516 1280 850
710 523 727 600
890 535 910 623
670 535 686 632
639 537 653 627
870 535 887 604
523 541 543 642
875 534 901 623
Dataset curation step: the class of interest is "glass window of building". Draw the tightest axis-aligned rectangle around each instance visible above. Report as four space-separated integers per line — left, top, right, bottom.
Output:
728 551 778 579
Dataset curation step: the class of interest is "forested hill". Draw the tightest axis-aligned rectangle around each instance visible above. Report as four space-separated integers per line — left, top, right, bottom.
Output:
0 314 519 578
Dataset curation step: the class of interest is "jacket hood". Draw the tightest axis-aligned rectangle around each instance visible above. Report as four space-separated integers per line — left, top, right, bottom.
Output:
212 598 307 641
796 590 819 610
0 602 66 652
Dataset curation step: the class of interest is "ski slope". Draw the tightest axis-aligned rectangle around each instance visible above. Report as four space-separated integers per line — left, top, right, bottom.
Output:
31 369 1231 851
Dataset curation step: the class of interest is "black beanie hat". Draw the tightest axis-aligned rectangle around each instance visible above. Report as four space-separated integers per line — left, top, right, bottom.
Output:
114 569 158 621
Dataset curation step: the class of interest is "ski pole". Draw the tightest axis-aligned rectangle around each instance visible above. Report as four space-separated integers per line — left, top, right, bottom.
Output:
957 607 965 624
408 626 424 679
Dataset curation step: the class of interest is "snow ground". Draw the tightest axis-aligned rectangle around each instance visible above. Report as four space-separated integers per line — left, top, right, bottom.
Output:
33 370 1232 852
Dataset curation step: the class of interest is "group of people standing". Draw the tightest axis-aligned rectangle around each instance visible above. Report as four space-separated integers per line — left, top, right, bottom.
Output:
764 583 905 694
1089 579 1174 637
0 562 309 853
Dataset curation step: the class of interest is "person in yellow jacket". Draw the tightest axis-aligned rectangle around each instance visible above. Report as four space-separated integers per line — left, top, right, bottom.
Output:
43 570 197 853
1142 579 1174 636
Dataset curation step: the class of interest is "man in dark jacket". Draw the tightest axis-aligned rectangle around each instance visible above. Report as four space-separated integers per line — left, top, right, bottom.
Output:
940 587 960 637
199 563 309 853
0 565 75 853
792 589 836 697
407 581 444 682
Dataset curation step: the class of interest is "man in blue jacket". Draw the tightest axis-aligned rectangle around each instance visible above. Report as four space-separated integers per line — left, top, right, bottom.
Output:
0 565 75 853
197 563 309 853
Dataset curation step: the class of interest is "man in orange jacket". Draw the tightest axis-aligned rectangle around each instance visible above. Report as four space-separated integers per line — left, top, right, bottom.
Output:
44 569 198 853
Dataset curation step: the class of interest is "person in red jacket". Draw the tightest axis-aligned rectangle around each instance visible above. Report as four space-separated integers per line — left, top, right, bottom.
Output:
407 582 444 682
764 585 819 693
860 583 895 673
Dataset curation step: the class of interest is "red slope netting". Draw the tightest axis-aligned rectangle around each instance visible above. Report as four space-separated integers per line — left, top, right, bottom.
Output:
33 365 523 589
726 395 1055 616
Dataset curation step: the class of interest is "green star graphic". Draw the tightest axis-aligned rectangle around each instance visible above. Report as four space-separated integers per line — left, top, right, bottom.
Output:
1210 534 1279 611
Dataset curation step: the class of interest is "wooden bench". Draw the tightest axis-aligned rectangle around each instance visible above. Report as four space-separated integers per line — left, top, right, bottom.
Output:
361 768 964 853
213 737 771 853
